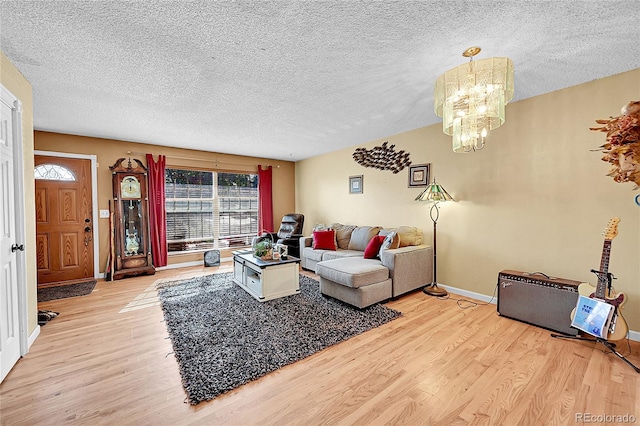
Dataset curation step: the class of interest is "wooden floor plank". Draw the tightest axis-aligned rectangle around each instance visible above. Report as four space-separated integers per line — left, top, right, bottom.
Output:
1 264 638 425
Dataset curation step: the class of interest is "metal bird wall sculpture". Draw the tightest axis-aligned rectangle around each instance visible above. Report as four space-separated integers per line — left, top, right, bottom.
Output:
352 141 412 174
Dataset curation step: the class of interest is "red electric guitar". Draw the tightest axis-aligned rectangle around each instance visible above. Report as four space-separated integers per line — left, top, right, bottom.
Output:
571 217 628 341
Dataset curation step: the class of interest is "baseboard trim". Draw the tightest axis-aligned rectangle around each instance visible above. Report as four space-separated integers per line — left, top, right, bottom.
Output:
27 324 40 351
439 282 497 305
439 282 639 342
156 256 233 271
156 260 202 270
97 256 235 278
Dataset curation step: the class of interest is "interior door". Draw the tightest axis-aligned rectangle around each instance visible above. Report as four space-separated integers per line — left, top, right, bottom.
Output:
1 86 22 383
35 156 94 286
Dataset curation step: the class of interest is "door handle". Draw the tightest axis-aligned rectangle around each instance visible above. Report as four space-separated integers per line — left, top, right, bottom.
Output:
84 226 92 246
11 244 25 252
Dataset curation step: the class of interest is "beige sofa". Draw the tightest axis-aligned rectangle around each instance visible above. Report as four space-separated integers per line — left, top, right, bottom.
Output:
299 224 433 308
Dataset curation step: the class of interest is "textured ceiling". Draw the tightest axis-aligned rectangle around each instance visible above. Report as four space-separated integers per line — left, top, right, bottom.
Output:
1 1 639 161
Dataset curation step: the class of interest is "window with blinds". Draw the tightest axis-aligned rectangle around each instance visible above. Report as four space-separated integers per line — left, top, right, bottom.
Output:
165 169 258 253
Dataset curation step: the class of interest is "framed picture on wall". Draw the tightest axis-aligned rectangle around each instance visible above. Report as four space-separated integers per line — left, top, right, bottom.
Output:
349 175 363 194
408 163 430 187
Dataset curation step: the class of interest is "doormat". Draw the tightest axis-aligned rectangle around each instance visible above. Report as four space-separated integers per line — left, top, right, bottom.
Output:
37 280 97 302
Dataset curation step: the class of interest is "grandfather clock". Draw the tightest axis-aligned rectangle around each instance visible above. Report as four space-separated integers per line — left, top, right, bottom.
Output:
110 158 155 279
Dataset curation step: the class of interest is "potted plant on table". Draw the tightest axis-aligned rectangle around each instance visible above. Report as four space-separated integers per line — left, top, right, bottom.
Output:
253 237 273 260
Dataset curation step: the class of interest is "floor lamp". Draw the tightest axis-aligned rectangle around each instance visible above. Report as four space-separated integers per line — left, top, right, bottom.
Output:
415 179 454 296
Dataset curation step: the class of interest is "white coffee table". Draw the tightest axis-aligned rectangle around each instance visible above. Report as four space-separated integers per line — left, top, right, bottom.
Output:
232 251 300 302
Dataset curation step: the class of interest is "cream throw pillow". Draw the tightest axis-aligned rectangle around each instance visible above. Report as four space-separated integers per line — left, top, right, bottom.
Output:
395 226 423 247
330 223 357 249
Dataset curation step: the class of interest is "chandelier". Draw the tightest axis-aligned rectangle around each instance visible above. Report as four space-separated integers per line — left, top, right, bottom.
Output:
434 47 514 153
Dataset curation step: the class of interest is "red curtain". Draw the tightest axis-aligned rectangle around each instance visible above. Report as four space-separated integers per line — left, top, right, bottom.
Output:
146 154 168 267
258 165 274 233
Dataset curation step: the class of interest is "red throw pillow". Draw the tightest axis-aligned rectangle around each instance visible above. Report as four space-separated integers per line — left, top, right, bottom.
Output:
364 235 386 259
313 230 337 250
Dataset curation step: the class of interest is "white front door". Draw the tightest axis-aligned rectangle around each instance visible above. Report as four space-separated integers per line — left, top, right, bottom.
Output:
0 85 25 383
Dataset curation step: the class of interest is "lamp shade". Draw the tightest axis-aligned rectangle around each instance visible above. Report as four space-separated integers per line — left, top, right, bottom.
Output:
415 180 454 203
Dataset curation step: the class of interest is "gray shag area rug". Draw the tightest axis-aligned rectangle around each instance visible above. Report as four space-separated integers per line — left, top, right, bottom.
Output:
157 272 401 405
37 280 97 302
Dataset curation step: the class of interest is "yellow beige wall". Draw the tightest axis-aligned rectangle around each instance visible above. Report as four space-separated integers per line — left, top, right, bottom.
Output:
34 132 296 270
1 52 37 334
296 69 640 332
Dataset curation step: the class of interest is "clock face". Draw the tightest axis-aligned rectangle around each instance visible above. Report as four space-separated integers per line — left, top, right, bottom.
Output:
121 176 141 199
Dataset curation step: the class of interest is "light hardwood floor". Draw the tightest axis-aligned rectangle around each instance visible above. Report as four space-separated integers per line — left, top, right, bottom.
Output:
1 264 638 425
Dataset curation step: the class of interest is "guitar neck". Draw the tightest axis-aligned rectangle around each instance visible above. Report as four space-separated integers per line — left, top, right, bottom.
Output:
596 240 611 299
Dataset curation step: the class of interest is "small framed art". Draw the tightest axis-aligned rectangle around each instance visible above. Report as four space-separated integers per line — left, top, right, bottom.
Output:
408 163 430 187
349 175 363 194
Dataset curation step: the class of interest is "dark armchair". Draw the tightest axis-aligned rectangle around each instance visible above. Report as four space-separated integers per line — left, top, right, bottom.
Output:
268 213 304 258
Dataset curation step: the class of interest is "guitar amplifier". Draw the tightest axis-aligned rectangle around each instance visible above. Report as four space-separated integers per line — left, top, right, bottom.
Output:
497 270 581 336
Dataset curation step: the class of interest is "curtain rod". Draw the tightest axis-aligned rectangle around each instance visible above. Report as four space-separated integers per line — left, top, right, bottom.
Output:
126 151 279 168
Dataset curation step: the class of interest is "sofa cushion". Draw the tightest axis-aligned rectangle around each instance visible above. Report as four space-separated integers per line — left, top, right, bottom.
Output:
303 246 328 262
396 226 423 247
330 223 357 249
364 235 386 259
320 277 392 309
348 226 382 251
316 258 388 289
321 250 363 261
313 230 337 250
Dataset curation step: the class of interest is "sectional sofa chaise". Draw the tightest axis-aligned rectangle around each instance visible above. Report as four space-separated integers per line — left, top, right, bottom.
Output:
299 223 433 308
